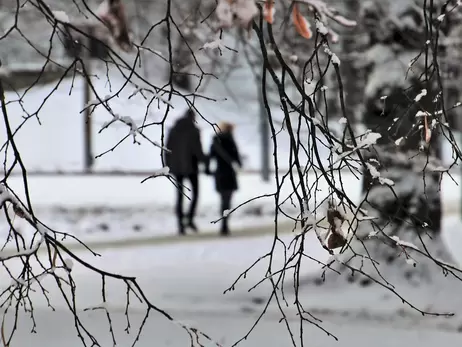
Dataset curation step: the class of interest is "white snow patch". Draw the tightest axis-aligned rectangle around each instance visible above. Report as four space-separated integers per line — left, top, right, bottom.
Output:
202 38 224 50
405 257 417 267
331 53 340 65
53 11 70 23
315 20 329 35
414 89 427 102
390 235 419 249
366 162 394 186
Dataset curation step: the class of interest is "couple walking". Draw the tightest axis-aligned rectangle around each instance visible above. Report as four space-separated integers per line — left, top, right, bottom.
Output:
164 108 242 236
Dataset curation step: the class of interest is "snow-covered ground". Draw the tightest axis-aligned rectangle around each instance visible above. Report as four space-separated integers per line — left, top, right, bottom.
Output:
1 171 461 247
0 173 301 247
1 215 462 346
1 166 462 346
6 306 462 347
6 307 462 347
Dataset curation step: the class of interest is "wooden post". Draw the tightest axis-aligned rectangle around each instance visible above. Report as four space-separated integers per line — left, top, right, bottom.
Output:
258 68 270 182
83 28 93 172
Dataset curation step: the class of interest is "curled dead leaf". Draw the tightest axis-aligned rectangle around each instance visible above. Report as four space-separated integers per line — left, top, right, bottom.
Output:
425 128 432 143
263 0 275 24
12 203 26 219
52 248 58 268
292 3 312 39
424 114 432 143
1 318 8 347
326 231 347 250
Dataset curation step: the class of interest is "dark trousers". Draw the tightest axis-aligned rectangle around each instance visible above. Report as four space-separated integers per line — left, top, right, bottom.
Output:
175 174 199 229
220 190 233 234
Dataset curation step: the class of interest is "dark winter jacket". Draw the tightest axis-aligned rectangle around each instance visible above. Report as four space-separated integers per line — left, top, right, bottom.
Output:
206 131 242 192
164 112 205 176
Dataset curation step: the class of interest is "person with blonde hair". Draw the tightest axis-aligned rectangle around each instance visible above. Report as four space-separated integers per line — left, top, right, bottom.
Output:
205 121 242 236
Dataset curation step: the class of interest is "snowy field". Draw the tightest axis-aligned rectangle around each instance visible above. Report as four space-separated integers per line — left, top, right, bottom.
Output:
2 65 457 175
1 216 462 346
1 66 331 173
5 307 462 347
1 172 462 345
1 171 462 247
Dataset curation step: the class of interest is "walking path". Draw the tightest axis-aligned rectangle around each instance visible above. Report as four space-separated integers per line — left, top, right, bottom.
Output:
52 201 462 251
2 220 297 257
17 204 460 257
1 172 460 253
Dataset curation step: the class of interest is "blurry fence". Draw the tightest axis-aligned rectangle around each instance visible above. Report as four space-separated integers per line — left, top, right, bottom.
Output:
0 64 69 92
7 169 305 177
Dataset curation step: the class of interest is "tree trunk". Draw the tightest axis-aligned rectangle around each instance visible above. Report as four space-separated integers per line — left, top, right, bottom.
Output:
304 0 456 289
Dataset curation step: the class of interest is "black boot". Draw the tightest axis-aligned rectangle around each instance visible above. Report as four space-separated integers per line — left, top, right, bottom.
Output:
188 221 198 232
186 215 198 232
178 220 185 235
220 219 230 236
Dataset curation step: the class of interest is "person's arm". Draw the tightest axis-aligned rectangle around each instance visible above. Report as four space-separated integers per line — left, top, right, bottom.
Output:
205 137 217 174
191 127 208 175
163 127 174 168
192 128 205 162
230 135 242 167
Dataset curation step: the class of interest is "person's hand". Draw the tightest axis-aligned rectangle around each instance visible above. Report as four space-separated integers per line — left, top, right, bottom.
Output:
232 162 241 173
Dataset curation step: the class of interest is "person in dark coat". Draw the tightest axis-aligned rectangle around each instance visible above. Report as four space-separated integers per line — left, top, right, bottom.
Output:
164 109 205 235
205 122 242 235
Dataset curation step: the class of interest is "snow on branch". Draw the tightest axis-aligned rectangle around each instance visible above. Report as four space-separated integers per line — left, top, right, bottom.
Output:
80 90 170 152
297 0 356 27
216 0 356 42
365 161 395 186
128 87 174 108
391 235 420 250
99 111 170 151
331 131 382 167
0 184 47 261
52 10 70 23
140 166 171 183
414 89 427 102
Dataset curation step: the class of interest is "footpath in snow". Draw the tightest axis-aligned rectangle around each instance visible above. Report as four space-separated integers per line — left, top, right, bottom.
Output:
0 172 345 248
6 305 462 347
1 219 462 347
1 172 462 340
1 213 462 331
1 172 461 248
